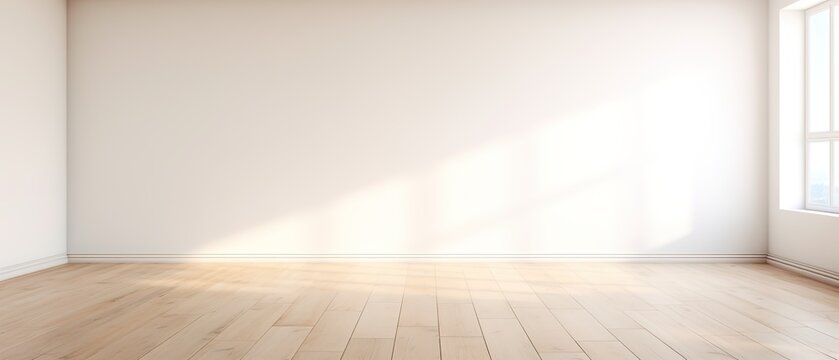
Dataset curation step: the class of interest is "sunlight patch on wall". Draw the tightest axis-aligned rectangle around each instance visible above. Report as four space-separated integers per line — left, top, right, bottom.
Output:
530 99 639 197
529 176 642 253
640 78 703 248
325 177 418 253
431 138 519 233
194 85 706 255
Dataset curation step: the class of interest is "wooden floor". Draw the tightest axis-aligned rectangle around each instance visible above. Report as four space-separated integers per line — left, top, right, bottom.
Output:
1 263 839 360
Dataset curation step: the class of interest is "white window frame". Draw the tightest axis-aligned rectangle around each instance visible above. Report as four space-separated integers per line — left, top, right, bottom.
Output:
805 0 839 213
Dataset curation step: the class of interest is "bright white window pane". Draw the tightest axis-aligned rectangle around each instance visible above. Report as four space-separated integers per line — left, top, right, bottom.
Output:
835 7 839 130
809 141 831 205
809 10 830 132
835 141 839 206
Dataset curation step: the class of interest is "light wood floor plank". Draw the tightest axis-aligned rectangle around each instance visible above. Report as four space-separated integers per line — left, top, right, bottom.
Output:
742 331 834 360
659 304 738 336
342 339 394 360
276 289 336 326
241 326 311 360
369 285 404 303
703 335 786 360
299 311 361 352
330 289 372 312
579 341 639 360
690 302 776 334
470 290 515 319
141 300 255 360
803 320 839 339
625 310 734 359
2 263 839 360
440 337 490 360
439 303 482 337
293 351 343 360
539 353 591 360
729 289 824 322
513 306 581 353
353 302 401 339
437 277 471 304
571 290 641 329
87 313 200 360
700 290 803 328
552 309 615 341
216 302 290 341
479 318 541 360
190 340 254 360
823 312 839 322
532 285 583 310
778 327 839 358
393 327 440 360
611 328 683 360
399 292 438 327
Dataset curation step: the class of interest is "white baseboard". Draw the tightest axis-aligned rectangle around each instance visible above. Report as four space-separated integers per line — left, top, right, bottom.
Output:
767 254 839 287
67 253 768 263
31 253 839 288
0 254 68 281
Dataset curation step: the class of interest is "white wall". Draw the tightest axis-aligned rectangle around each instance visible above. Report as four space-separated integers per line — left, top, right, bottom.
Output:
68 0 768 257
0 0 67 277
770 0 839 275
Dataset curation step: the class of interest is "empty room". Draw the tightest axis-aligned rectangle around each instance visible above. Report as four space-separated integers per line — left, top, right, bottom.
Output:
2 0 839 359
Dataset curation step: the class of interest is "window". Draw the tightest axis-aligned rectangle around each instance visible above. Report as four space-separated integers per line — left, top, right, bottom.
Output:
806 1 839 213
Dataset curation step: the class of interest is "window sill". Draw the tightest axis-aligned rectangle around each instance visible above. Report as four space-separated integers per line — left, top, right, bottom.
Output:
780 208 839 218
